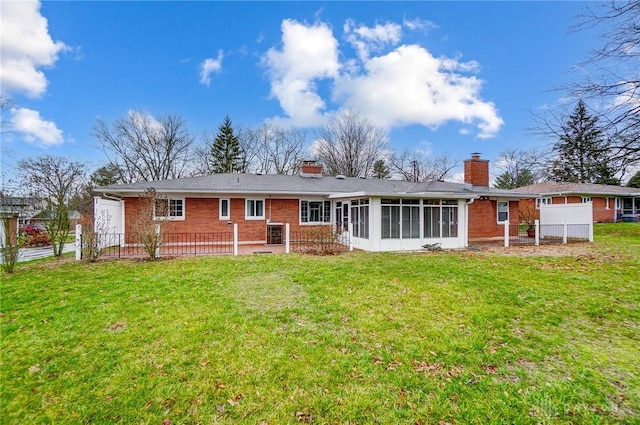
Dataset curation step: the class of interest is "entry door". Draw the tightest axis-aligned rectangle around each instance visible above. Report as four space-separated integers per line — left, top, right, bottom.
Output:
336 202 350 232
342 203 349 230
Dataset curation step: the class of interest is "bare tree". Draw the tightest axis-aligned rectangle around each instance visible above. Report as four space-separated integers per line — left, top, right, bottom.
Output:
93 111 194 183
131 188 166 260
565 0 640 163
493 147 546 188
1 215 21 273
313 111 388 177
389 150 459 182
1 95 14 188
18 155 86 257
0 95 12 134
244 124 306 175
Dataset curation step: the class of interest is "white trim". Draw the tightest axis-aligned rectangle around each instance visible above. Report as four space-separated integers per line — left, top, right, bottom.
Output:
245 198 265 220
536 197 552 209
153 197 185 221
497 200 509 224
299 199 332 225
219 198 230 220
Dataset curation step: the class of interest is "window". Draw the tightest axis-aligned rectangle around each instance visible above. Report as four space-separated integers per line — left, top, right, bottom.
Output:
423 200 458 238
380 199 420 239
300 200 331 223
245 199 264 219
536 197 552 208
441 201 458 238
615 198 621 209
622 197 637 215
381 199 400 239
401 199 420 239
423 200 440 238
219 198 230 220
153 198 185 220
350 199 369 239
581 197 592 203
605 198 610 210
497 201 509 223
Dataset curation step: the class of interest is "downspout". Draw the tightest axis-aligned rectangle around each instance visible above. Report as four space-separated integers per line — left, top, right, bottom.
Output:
464 198 475 247
101 193 122 201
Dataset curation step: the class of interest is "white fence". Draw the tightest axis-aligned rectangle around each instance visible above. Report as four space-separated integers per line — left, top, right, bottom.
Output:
94 197 123 234
503 202 594 247
540 203 593 240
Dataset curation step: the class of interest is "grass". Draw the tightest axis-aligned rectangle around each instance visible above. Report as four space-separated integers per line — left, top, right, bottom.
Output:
1 223 638 424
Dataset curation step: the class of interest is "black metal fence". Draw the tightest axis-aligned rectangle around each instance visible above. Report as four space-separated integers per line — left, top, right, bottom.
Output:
505 224 536 246
81 232 233 259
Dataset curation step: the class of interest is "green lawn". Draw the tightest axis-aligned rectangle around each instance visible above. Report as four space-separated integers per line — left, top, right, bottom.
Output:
1 224 639 424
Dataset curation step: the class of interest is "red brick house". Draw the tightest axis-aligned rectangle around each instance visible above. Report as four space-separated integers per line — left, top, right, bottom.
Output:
516 182 640 223
94 156 528 251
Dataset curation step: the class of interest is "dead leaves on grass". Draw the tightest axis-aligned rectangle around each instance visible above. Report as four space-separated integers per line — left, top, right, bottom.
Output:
295 409 314 423
106 320 126 332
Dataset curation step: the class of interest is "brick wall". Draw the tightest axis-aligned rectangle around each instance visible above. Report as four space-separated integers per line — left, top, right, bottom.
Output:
123 197 331 243
468 199 519 239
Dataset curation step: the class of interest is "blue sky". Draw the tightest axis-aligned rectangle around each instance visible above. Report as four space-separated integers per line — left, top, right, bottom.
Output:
1 1 598 189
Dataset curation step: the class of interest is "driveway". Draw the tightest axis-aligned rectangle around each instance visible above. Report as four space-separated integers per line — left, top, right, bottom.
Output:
15 243 76 263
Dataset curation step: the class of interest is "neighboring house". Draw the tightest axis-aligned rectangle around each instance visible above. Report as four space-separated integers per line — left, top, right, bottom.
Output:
31 209 82 230
0 195 41 228
517 182 640 223
93 155 529 252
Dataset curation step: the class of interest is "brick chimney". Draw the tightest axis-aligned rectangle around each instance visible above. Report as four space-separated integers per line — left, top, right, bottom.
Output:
464 153 489 187
300 160 323 178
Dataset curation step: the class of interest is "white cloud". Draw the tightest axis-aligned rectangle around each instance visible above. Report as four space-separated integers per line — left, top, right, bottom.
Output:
344 19 402 61
199 50 224 86
11 107 63 146
335 44 503 138
127 110 164 137
449 172 465 184
263 18 503 138
262 19 340 127
0 0 67 98
403 17 437 32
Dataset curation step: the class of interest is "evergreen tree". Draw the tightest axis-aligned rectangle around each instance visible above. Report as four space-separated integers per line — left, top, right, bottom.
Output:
90 164 122 187
548 100 617 184
372 159 390 179
494 169 534 189
627 170 640 188
210 115 244 173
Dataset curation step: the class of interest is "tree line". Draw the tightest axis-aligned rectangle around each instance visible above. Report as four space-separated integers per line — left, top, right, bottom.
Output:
89 110 464 185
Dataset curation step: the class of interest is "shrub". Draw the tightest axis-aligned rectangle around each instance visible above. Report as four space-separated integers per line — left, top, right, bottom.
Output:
20 224 52 247
1 218 21 273
294 226 348 255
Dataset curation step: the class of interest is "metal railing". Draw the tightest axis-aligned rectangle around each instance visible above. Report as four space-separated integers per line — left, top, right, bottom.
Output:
505 224 536 246
81 232 234 259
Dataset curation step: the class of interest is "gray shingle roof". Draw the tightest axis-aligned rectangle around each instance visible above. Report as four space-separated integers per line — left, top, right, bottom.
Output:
517 182 640 197
95 173 529 199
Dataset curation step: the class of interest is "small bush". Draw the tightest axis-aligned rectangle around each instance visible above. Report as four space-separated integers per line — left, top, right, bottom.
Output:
294 226 348 255
1 217 21 273
20 224 51 247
